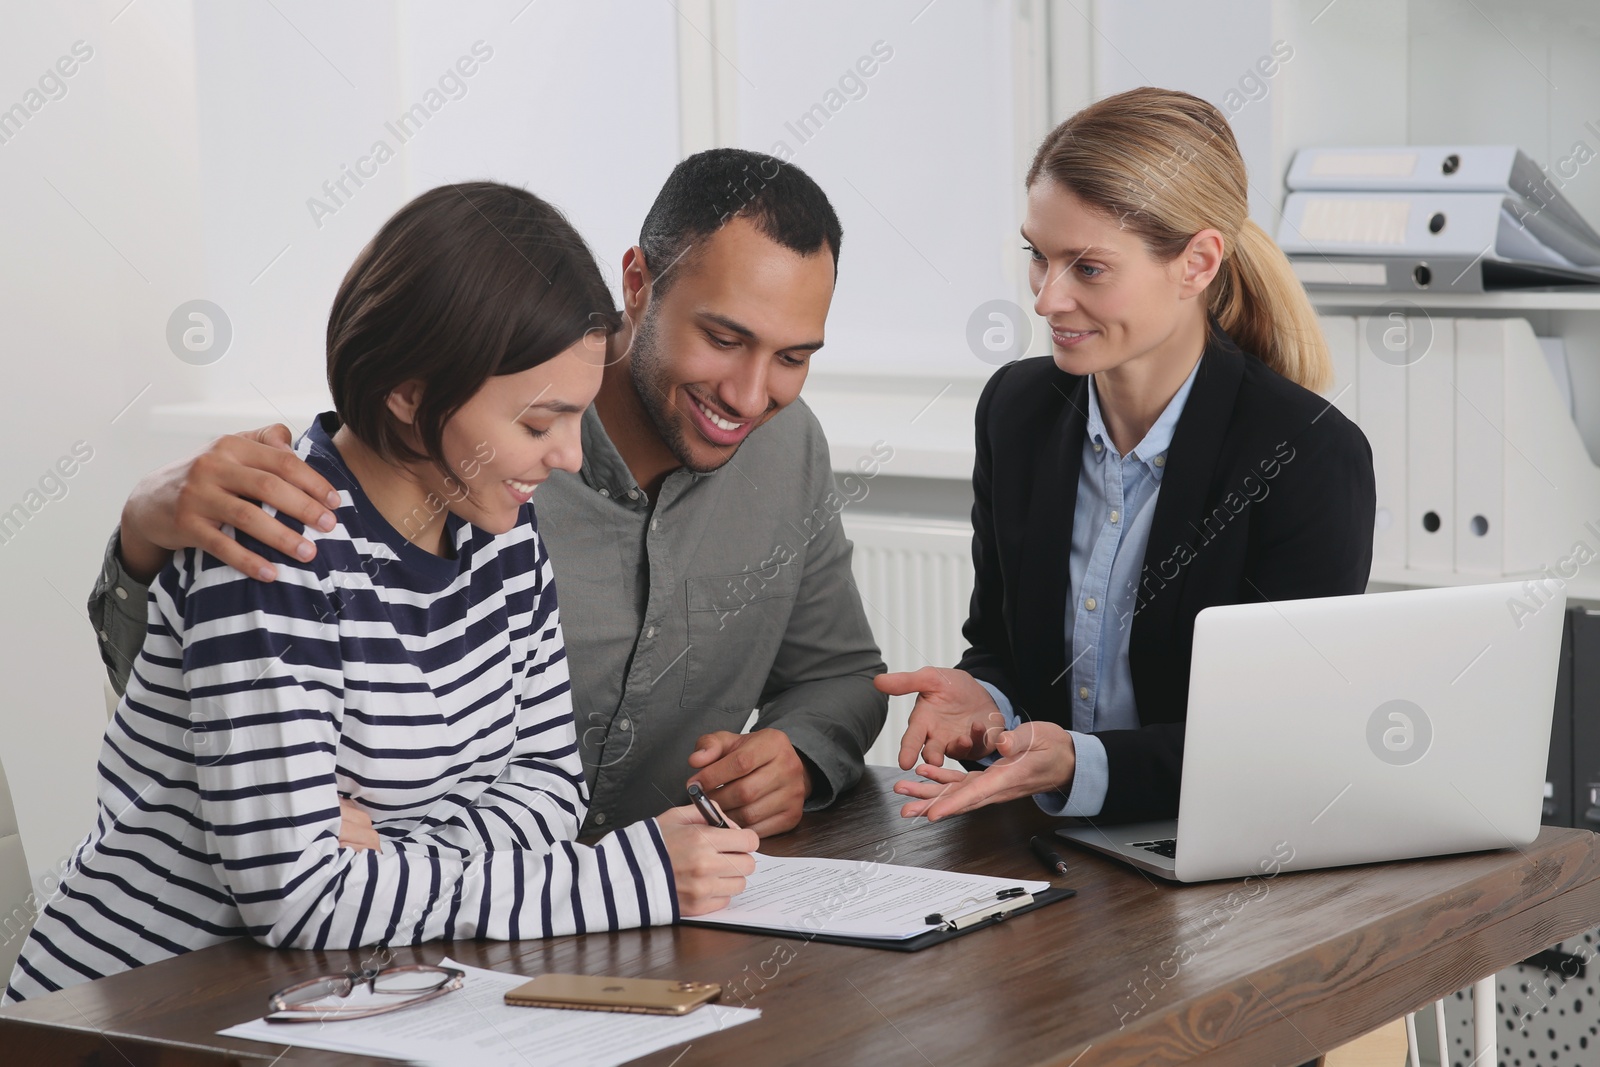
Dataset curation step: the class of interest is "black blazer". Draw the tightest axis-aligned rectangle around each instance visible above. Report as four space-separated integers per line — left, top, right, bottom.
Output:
957 325 1376 823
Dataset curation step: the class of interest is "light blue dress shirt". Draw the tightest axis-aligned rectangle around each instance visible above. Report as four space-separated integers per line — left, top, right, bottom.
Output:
977 356 1202 817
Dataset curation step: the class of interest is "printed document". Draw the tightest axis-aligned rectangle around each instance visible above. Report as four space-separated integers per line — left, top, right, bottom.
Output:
219 957 759 1066
684 853 1049 939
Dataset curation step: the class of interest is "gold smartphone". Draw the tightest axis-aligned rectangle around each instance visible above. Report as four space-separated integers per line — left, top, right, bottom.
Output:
504 974 722 1016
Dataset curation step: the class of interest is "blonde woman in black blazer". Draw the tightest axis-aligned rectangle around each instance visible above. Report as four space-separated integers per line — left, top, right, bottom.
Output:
878 88 1376 825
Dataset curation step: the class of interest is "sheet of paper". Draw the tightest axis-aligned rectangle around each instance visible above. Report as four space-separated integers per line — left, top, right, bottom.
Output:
219 957 760 1067
685 853 1050 939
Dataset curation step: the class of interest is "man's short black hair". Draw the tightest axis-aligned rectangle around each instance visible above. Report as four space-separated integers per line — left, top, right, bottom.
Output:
638 148 842 296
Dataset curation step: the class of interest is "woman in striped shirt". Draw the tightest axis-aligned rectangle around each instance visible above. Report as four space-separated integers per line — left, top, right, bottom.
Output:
5 183 758 1002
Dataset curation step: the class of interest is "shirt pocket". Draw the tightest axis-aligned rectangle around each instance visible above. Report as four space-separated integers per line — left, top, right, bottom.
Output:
680 564 803 713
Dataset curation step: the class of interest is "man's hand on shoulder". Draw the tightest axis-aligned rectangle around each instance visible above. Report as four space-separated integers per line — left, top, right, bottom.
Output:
686 728 813 838
119 424 342 582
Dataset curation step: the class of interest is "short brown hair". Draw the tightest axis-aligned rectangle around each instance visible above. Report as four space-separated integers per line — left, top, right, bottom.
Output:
327 181 617 471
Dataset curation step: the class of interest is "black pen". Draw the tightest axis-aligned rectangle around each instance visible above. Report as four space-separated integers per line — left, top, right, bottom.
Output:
687 782 729 828
1031 835 1070 877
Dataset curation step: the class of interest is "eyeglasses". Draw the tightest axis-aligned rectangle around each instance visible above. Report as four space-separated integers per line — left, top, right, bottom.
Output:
266 964 465 1023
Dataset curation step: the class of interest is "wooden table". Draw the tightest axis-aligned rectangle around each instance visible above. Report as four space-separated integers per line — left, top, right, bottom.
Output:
4 767 1599 1066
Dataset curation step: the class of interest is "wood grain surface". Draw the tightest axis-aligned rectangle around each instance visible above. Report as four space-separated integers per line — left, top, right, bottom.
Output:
3 767 1597 1066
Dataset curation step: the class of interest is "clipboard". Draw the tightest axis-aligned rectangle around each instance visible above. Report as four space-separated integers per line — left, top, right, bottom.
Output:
682 884 1077 952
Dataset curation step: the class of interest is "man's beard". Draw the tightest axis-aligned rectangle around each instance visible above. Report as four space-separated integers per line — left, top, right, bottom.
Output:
627 304 739 475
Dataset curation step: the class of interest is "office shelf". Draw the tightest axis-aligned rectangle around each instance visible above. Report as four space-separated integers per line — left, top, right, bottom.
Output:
1310 288 1600 312
1367 565 1600 606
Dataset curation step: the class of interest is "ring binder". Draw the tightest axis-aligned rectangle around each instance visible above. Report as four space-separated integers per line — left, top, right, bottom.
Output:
1280 146 1600 291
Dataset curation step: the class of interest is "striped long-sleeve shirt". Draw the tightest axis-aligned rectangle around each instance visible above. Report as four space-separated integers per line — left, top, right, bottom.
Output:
4 414 677 1004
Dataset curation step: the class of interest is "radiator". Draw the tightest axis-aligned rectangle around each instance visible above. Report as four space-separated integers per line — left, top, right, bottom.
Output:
840 513 977 767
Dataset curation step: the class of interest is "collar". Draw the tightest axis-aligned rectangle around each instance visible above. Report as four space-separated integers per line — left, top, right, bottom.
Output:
576 404 721 508
577 405 648 507
1085 353 1204 481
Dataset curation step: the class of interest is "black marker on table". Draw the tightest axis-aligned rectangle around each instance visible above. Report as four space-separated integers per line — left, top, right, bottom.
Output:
1031 835 1070 877
687 782 729 829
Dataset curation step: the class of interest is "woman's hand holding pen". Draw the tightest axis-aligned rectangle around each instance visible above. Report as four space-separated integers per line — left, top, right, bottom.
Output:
894 721 1077 822
875 666 1007 769
341 791 757 918
657 804 760 917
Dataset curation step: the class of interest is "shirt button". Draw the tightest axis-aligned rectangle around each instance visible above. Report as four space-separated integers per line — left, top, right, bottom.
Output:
1109 510 1120 524
593 812 607 826
619 720 631 732
1085 597 1097 611
1154 456 1166 468
114 586 128 600
645 626 656 639
599 488 610 498
98 630 108 642
627 489 639 500
1093 442 1103 453
1078 686 1090 699
650 518 659 532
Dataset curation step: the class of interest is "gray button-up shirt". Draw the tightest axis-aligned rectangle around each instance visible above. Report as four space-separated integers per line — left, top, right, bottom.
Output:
92 399 888 832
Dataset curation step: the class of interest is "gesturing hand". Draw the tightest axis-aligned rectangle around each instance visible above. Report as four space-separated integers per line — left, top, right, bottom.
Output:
893 721 1078 822
875 666 1007 770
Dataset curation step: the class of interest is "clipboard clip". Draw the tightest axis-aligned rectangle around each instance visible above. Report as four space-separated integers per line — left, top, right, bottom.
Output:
923 888 1035 932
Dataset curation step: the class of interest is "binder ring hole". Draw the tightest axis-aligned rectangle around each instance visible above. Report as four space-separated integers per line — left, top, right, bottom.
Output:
1442 153 1460 175
1470 515 1489 537
1428 212 1447 234
1412 264 1432 288
1423 511 1442 533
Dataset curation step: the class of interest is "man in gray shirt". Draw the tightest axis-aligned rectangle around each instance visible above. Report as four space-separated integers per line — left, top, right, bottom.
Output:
93 149 887 837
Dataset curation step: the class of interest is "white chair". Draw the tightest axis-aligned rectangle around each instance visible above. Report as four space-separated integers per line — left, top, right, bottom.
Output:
1400 981 1495 1067
0 756 36 984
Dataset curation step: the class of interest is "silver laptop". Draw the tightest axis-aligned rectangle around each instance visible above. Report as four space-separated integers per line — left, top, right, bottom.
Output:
1055 582 1565 882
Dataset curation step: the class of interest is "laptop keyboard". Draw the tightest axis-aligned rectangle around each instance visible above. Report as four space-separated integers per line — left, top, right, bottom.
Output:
1130 838 1177 859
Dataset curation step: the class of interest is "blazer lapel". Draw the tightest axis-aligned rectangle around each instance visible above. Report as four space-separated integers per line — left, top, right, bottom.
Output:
1013 371 1090 725
1131 329 1247 713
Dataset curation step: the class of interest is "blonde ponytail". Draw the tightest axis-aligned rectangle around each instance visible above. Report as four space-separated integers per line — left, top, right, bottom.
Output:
1027 87 1331 393
1208 217 1330 392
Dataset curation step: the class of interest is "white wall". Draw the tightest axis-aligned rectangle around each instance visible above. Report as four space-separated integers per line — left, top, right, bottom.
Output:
0 0 210 890
186 0 683 419
730 0 1031 380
